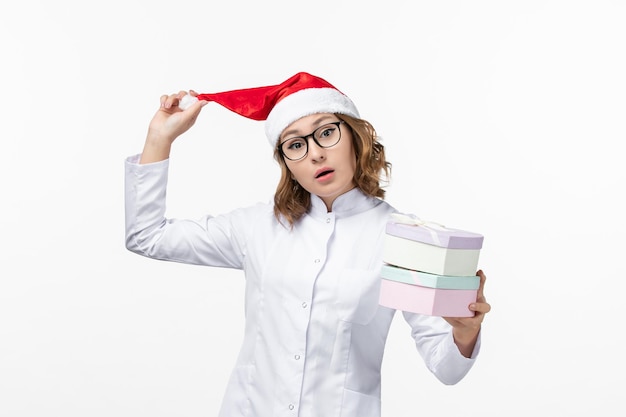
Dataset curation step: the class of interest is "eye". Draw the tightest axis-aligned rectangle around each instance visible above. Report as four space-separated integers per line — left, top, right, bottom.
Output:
318 125 336 138
285 138 306 150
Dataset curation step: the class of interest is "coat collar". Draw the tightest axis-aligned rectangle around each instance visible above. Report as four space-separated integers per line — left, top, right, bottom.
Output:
309 188 382 220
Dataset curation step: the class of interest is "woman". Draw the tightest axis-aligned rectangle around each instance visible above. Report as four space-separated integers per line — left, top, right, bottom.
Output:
125 72 490 417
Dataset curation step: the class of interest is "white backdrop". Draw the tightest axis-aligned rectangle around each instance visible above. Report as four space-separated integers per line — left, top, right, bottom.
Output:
1 1 624 416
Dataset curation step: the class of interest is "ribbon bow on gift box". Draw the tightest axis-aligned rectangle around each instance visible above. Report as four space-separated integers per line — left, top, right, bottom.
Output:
389 213 448 246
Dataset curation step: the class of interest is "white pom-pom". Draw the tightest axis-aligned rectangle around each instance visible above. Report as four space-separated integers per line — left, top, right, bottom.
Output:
179 95 199 110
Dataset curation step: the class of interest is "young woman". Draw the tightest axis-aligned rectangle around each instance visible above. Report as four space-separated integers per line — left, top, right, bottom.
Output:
125 72 490 417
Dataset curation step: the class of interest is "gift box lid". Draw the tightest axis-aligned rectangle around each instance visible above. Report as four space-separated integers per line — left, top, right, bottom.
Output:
386 213 484 249
381 264 480 290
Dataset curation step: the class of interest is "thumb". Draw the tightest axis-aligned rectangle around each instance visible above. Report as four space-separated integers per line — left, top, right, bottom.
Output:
179 98 207 122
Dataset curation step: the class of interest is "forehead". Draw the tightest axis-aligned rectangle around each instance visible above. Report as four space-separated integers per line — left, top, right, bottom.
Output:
281 113 336 139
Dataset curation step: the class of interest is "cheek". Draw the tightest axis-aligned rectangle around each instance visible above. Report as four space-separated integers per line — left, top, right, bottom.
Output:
285 162 302 182
344 144 357 173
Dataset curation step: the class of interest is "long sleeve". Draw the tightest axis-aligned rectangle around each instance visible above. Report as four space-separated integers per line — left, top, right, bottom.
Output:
124 154 263 269
402 311 480 385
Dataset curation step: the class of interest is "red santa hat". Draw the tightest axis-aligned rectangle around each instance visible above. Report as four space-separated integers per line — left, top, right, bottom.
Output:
181 72 360 146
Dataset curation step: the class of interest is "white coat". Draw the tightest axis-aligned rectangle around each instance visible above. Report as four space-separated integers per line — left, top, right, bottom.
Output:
124 155 480 417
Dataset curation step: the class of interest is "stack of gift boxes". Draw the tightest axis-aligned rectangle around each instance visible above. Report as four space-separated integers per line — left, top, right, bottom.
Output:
378 213 484 317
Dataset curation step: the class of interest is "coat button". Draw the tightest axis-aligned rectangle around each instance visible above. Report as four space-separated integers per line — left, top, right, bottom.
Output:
288 404 295 410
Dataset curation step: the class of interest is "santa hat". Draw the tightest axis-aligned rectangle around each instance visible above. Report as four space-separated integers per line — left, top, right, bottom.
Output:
179 72 360 146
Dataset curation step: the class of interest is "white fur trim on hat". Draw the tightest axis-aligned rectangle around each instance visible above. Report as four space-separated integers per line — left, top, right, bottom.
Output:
265 87 360 147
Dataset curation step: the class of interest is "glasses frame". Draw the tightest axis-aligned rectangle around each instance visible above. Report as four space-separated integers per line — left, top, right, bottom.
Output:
279 121 344 161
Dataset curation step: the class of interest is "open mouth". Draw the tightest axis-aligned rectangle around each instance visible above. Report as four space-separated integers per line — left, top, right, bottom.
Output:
315 169 334 179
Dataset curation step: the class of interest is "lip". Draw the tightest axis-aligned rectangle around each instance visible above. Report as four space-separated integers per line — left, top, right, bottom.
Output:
314 167 334 179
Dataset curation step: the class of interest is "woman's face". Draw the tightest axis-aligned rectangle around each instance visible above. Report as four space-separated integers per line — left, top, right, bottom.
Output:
279 113 357 211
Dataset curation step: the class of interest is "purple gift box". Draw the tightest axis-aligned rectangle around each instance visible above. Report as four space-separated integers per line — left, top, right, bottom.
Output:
383 213 484 277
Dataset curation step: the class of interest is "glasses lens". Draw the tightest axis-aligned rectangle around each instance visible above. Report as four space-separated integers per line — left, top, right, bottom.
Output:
281 138 308 161
314 123 341 148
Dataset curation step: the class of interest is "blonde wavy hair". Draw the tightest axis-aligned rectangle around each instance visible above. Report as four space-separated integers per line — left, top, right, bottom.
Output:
272 113 391 227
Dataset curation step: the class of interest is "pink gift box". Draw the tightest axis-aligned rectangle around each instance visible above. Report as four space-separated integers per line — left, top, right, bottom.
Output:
379 278 477 317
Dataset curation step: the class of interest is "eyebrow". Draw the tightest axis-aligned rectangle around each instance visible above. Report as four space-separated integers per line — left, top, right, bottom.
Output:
280 115 337 140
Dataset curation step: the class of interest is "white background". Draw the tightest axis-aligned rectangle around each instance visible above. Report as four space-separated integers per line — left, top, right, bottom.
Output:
1 1 624 416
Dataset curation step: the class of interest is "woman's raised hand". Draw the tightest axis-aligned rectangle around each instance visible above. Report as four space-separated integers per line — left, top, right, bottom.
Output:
140 90 207 164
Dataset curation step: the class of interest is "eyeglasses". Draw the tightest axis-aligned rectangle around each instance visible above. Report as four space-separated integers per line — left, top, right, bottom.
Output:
279 121 344 161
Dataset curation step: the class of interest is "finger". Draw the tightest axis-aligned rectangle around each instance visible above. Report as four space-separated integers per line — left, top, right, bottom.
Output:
162 93 181 109
159 94 168 108
470 301 491 314
476 270 486 299
182 98 206 118
166 91 187 109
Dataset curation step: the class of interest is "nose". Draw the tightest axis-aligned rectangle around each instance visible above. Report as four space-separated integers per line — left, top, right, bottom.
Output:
307 139 326 161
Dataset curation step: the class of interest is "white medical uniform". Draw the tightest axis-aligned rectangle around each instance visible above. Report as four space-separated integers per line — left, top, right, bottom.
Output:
125 155 480 417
